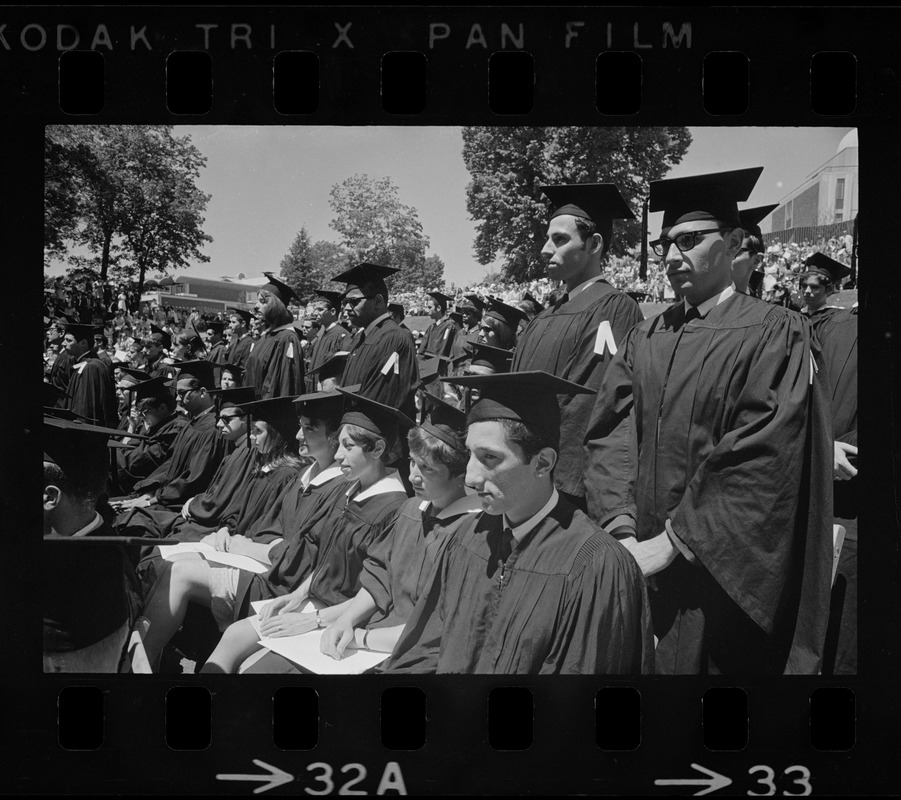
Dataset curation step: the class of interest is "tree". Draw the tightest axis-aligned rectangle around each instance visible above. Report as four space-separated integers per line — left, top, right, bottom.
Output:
462 126 692 281
279 227 320 300
309 239 353 293
328 174 440 293
43 125 212 288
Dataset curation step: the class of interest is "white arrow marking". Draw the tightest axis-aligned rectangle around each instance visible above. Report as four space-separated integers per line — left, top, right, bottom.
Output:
217 759 294 794
654 763 732 796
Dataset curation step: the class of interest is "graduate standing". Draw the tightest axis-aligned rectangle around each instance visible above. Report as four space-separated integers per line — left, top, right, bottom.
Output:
63 322 118 428
244 273 306 400
386 372 652 675
732 204 777 295
418 291 460 358
511 184 642 509
584 168 834 675
306 290 349 391
224 307 254 370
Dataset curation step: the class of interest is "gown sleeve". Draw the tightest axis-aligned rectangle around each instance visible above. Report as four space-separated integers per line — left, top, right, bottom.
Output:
155 419 230 508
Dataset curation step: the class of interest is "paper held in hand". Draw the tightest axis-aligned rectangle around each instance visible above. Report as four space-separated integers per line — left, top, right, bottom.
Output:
157 541 270 574
248 600 391 675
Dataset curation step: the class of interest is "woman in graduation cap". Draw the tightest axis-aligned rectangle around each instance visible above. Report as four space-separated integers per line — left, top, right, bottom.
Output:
201 389 411 673
243 273 306 400
136 394 307 669
319 394 482 663
478 297 525 351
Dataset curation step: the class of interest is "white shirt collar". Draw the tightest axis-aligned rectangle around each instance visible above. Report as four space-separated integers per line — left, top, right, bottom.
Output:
503 488 559 543
72 512 105 538
568 275 604 300
347 469 407 502
684 284 736 318
302 461 343 489
420 494 484 520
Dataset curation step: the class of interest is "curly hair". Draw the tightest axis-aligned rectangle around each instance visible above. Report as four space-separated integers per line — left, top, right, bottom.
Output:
408 426 468 477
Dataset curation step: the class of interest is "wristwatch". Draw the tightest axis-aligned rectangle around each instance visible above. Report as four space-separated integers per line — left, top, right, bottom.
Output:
315 611 323 629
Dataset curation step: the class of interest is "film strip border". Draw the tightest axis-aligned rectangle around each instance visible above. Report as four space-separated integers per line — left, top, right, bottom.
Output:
0 7 892 122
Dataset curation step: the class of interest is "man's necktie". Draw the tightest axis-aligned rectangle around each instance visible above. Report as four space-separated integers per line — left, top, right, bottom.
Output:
498 527 515 564
685 306 702 323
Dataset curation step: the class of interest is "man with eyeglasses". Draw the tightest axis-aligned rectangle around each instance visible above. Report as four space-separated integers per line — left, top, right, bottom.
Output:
115 376 189 494
585 168 833 676
115 361 229 512
732 204 777 295
331 263 419 420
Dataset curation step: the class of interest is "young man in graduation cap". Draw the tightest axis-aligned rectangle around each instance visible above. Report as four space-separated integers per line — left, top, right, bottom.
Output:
244 273 306 400
306 290 350 392
418 290 460 358
385 371 652 675
332 262 420 418
224 307 254 369
115 360 230 512
43 415 139 672
511 183 643 512
63 321 118 428
388 302 415 341
203 320 228 383
142 324 175 380
732 204 778 295
799 252 851 320
584 167 834 675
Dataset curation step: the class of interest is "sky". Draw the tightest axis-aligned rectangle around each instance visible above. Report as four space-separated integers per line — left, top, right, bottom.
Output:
49 125 856 287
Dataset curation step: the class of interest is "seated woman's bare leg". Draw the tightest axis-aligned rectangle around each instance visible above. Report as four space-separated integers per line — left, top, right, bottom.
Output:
141 557 213 669
201 618 262 674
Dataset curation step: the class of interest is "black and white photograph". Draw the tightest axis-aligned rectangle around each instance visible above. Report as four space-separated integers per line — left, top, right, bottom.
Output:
42 124 859 677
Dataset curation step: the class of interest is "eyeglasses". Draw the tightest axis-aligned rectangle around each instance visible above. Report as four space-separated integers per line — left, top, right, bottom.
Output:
175 388 196 400
342 294 377 308
217 413 244 423
649 228 733 257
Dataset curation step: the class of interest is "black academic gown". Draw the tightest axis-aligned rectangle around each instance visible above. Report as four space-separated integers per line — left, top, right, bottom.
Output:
116 413 190 494
385 496 653 675
813 306 858 675
130 407 230 510
205 340 227 385
418 315 459 358
44 518 130 653
361 495 481 629
225 333 254 370
244 323 305 399
511 279 643 502
307 323 350 391
67 350 117 427
49 350 74 401
584 293 834 675
341 314 419 418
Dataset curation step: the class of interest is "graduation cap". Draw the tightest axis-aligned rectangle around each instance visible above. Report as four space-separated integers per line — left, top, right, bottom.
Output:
418 392 468 451
209 386 257 410
146 324 172 349
225 307 253 325
133 376 175 403
441 371 594 450
43 414 139 483
256 273 298 308
388 302 406 318
748 270 764 293
540 183 635 256
166 359 216 390
522 292 545 315
64 322 101 342
331 263 399 297
204 321 225 335
467 343 513 374
461 294 488 312
292 388 348 424
117 367 152 384
335 386 415 441
308 351 349 384
418 356 451 388
448 311 464 328
314 289 344 309
236 395 300 445
484 297 528 328
738 203 778 239
427 290 454 310
649 166 763 235
802 252 851 284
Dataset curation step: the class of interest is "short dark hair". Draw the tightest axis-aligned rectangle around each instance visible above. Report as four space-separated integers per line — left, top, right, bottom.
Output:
408 426 468 477
93 334 108 348
499 419 557 465
574 216 608 255
341 423 392 463
136 394 173 414
43 460 105 506
745 233 765 256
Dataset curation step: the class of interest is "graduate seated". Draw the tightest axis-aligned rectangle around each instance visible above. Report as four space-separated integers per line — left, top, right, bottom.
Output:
134 395 306 670
200 389 411 674
384 371 654 675
319 396 482 662
112 361 230 512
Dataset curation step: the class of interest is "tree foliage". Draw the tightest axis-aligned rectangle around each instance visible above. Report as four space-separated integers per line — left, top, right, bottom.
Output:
328 174 443 293
44 125 212 289
462 126 693 280
279 231 354 301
